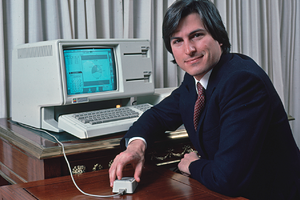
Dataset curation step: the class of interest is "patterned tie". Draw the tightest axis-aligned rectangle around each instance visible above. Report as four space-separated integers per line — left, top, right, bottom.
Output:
194 82 205 131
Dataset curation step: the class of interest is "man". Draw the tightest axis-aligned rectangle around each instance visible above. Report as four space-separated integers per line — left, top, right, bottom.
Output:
109 0 300 199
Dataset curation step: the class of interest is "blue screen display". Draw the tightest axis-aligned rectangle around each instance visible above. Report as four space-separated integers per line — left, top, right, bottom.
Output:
64 48 117 95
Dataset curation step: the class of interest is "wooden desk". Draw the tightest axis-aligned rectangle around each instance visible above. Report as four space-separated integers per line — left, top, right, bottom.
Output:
0 165 247 200
0 118 191 184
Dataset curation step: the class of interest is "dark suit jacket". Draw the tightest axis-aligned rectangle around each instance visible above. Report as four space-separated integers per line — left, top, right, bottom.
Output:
122 53 300 199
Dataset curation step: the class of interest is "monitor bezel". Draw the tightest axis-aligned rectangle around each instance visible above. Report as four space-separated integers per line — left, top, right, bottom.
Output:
59 43 121 105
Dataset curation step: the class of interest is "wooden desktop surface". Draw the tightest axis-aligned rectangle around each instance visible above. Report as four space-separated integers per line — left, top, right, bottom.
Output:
0 165 247 200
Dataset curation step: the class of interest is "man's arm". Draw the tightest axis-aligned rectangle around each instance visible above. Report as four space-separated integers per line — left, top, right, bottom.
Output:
109 139 146 187
109 85 184 186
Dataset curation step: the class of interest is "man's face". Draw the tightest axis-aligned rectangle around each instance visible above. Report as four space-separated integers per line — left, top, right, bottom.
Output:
170 13 223 81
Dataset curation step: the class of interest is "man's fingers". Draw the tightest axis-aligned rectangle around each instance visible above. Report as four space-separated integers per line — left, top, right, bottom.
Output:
109 154 126 187
109 161 119 187
109 167 116 187
116 163 124 181
133 162 144 182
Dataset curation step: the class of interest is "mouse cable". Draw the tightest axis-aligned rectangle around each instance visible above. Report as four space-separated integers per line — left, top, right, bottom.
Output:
18 123 124 198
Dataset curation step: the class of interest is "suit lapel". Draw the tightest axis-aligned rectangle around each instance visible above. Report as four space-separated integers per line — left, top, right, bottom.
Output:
183 74 198 126
179 74 203 151
196 70 218 132
195 53 232 155
196 53 232 131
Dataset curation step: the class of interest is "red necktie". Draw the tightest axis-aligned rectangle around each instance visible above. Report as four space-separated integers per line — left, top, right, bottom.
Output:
194 82 205 130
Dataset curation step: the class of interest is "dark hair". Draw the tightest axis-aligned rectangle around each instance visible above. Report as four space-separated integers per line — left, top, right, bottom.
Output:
163 0 231 56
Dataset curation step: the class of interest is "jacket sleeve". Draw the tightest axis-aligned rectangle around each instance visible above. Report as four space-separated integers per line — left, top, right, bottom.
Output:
120 85 184 150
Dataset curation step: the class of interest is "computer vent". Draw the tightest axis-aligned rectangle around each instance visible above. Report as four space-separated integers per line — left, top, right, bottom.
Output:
18 45 53 59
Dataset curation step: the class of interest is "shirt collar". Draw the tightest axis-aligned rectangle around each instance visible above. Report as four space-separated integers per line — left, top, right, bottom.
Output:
194 69 212 90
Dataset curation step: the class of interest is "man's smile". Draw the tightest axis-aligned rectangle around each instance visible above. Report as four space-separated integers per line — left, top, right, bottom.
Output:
184 55 204 64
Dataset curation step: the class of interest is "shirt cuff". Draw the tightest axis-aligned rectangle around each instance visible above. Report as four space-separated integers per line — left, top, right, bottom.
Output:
127 137 147 148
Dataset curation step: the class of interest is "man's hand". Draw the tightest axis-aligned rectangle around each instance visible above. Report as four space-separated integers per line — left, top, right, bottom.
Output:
109 139 146 187
178 151 200 176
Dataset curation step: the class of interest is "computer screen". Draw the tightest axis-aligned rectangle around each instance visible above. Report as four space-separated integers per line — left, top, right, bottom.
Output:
64 48 117 96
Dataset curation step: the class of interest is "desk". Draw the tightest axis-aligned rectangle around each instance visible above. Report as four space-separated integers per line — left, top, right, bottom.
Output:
0 118 191 184
0 165 247 200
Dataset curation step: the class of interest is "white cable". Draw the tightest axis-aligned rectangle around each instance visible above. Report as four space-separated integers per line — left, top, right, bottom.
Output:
18 123 124 198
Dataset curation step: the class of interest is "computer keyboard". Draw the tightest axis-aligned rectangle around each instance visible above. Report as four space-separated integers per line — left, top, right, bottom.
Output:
58 103 152 139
